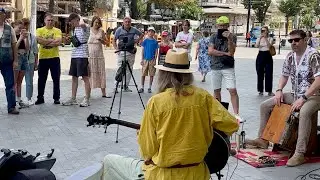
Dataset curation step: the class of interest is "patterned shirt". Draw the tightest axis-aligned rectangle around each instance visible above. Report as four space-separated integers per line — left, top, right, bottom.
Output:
282 46 320 99
71 26 89 58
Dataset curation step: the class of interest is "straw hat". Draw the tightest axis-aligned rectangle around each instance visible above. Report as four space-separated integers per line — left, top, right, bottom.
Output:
155 49 195 73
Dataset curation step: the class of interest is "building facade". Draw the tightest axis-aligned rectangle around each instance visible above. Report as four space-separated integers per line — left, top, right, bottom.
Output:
200 0 250 35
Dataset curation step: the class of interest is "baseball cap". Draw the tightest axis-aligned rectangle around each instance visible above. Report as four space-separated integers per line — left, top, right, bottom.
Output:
148 26 155 32
216 16 229 25
161 31 168 36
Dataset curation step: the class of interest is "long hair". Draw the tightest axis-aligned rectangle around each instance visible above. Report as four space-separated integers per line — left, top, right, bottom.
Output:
91 16 102 28
157 70 194 97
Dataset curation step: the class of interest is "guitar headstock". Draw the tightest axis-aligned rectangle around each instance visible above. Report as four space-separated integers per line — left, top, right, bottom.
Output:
87 114 115 127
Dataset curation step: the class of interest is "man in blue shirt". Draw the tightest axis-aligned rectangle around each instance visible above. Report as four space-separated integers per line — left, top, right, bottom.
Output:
138 27 159 93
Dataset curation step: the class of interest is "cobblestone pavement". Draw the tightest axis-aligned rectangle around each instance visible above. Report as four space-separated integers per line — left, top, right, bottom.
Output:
0 45 319 180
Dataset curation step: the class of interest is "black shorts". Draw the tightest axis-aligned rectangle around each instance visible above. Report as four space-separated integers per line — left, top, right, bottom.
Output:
69 58 89 77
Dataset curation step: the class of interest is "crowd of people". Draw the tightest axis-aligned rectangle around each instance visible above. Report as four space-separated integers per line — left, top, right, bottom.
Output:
1 6 320 179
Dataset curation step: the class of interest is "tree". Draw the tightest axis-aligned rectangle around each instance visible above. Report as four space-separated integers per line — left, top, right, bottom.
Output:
137 0 147 19
242 0 272 24
147 0 189 20
177 0 203 20
79 0 113 16
278 0 302 35
48 0 54 13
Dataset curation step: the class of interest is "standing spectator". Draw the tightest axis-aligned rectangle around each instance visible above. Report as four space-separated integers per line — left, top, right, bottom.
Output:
175 20 194 62
12 20 29 108
138 27 159 93
208 16 242 122
246 31 251 47
88 16 111 98
0 7 19 114
195 31 211 82
255 26 275 96
158 31 173 65
22 18 38 106
307 31 314 48
62 13 91 107
35 13 62 105
112 17 143 92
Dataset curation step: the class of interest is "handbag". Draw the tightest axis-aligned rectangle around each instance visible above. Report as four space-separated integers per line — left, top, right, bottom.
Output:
71 29 87 47
269 45 276 56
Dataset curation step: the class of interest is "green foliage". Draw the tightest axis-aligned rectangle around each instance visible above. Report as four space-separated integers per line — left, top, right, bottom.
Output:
278 0 302 18
177 0 203 20
242 0 272 24
137 0 147 19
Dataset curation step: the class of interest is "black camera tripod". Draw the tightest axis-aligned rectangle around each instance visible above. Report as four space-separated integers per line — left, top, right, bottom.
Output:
108 48 145 143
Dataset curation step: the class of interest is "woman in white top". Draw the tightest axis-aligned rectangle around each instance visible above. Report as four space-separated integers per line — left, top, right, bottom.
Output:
255 26 274 96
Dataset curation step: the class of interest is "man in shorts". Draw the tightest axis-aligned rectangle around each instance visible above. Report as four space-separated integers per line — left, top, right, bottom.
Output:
138 27 159 93
62 13 91 107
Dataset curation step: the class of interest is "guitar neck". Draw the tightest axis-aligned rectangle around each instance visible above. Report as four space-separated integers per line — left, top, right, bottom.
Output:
113 119 141 130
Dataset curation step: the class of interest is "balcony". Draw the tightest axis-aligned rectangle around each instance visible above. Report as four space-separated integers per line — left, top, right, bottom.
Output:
38 0 78 5
0 0 12 6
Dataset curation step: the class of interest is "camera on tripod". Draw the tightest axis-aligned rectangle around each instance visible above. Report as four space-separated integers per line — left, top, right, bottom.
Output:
117 34 136 53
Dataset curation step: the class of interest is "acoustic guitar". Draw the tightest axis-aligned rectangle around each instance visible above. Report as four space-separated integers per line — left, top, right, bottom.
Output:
86 114 231 174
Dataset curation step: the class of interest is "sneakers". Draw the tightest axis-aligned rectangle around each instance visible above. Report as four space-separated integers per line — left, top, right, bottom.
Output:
102 93 112 98
80 97 90 107
62 97 78 106
268 92 275 96
148 88 152 93
245 138 269 149
123 87 132 92
8 108 19 115
138 88 144 93
54 100 61 104
18 100 29 109
27 99 35 106
286 153 305 167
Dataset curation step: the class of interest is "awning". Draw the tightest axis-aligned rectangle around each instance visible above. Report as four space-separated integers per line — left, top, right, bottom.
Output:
203 7 250 15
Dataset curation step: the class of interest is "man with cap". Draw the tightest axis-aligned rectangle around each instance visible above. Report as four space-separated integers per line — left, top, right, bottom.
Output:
0 8 19 114
208 16 242 122
138 26 159 93
113 17 144 92
102 50 239 180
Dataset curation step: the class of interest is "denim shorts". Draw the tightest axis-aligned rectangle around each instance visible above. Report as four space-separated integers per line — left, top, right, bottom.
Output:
15 54 29 71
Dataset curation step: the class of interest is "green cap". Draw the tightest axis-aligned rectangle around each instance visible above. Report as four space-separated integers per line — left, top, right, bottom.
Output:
216 16 229 25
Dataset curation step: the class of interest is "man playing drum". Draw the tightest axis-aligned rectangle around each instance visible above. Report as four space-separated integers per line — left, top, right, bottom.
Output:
246 30 320 167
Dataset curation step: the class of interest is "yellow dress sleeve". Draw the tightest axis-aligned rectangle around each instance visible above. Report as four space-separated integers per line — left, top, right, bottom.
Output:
138 99 159 160
207 95 239 136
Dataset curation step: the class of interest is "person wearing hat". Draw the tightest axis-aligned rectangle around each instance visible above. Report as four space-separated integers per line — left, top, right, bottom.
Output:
138 26 159 93
208 16 242 122
158 30 173 65
102 50 239 180
0 8 19 114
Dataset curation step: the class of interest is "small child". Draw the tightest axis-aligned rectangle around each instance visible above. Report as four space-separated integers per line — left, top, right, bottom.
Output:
138 27 159 93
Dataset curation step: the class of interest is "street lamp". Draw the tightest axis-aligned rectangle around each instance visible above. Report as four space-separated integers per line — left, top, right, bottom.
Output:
246 0 251 34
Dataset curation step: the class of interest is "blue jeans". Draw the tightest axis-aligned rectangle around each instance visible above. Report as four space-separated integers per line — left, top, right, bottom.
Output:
0 63 16 111
25 63 34 100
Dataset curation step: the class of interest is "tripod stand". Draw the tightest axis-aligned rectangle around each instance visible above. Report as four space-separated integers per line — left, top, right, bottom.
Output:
108 48 145 143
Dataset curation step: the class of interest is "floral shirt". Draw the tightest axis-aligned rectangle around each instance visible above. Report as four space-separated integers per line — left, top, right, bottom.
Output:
282 46 320 99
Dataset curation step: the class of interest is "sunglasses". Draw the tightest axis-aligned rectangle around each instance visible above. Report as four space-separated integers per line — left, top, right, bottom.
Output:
288 38 303 43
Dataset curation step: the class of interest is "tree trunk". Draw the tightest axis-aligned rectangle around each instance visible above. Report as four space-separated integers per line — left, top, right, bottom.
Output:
48 0 54 13
285 16 289 36
130 0 138 19
145 2 152 20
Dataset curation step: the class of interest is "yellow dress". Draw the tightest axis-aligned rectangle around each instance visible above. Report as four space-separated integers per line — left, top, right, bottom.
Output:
138 85 239 180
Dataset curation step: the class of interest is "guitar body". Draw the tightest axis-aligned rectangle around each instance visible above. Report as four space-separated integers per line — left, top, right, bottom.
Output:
87 114 230 174
205 131 230 174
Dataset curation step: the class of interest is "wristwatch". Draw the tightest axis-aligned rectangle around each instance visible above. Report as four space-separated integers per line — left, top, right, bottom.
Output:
301 95 308 101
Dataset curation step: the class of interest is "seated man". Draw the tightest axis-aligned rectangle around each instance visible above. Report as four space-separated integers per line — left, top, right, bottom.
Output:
246 30 320 167
103 50 239 180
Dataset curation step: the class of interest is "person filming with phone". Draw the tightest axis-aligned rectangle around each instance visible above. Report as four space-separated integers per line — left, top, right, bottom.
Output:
208 16 243 123
112 17 143 92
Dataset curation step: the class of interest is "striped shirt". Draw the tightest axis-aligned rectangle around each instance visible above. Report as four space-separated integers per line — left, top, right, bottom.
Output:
71 26 89 58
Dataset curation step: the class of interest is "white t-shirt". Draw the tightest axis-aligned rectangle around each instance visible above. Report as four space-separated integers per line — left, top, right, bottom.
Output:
175 31 194 61
256 37 273 51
